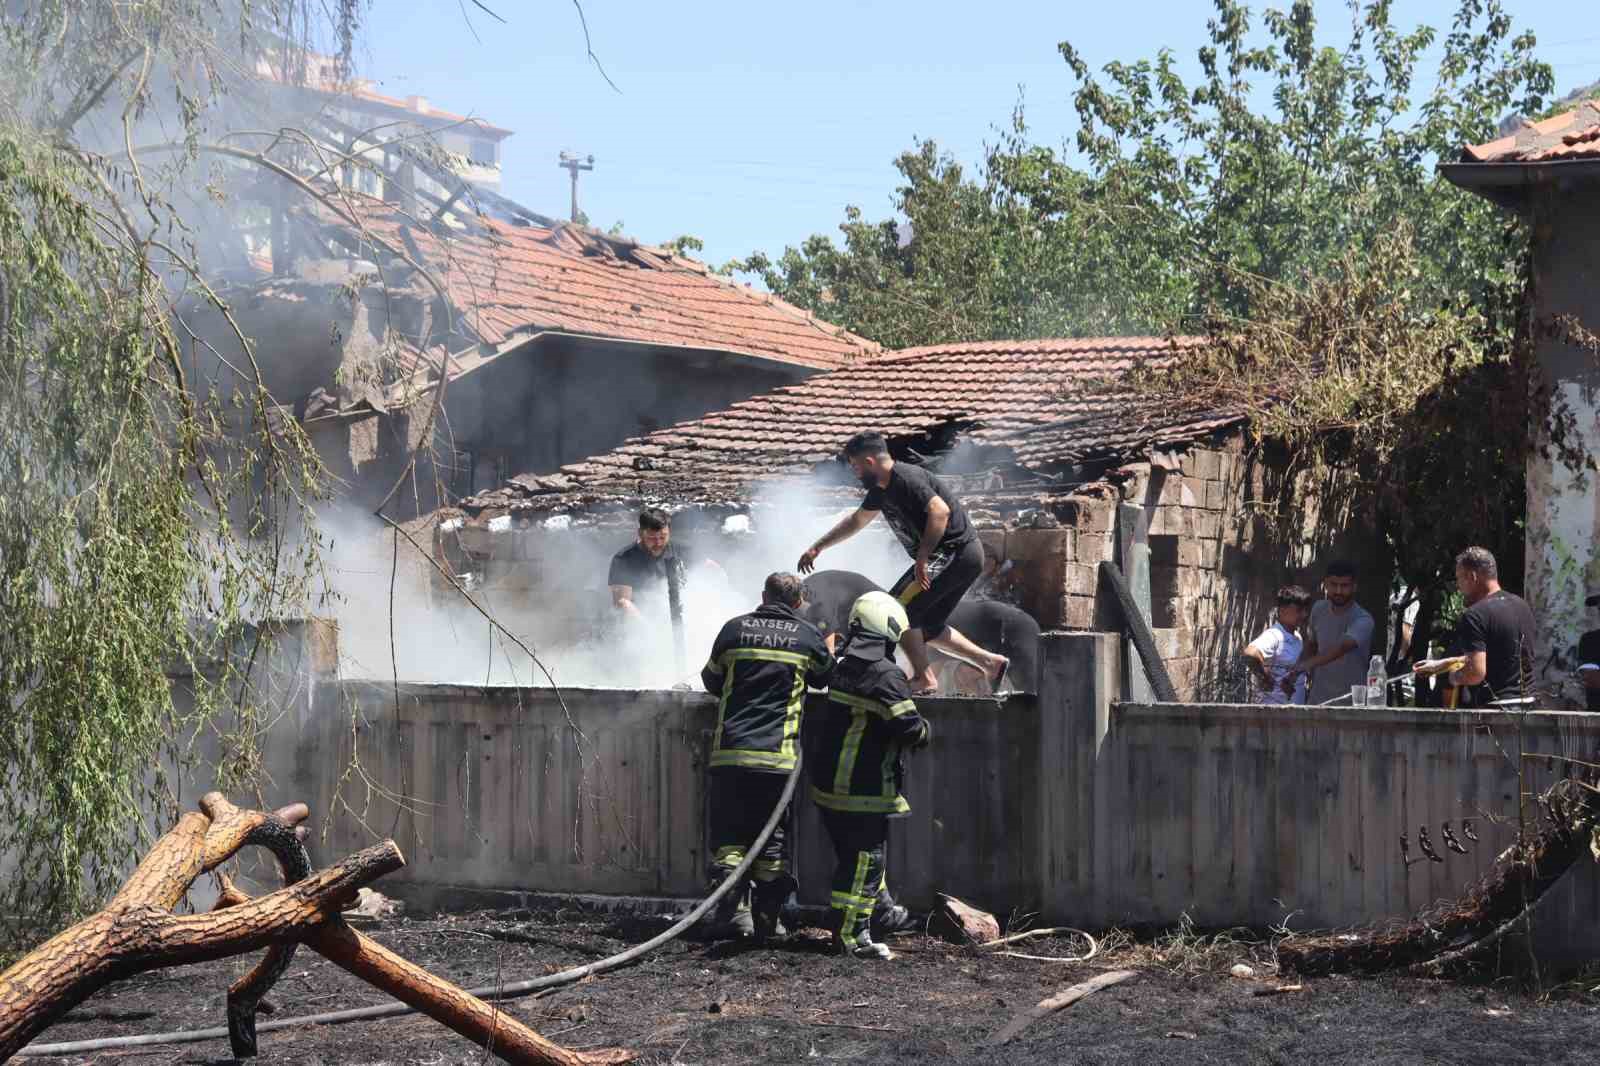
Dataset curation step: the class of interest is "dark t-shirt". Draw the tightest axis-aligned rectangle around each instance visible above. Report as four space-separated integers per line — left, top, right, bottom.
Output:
607 542 694 612
862 463 975 565
1456 590 1537 704
1579 629 1600 712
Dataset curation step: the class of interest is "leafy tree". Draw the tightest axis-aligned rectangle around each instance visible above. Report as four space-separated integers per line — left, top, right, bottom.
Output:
730 0 1550 346
0 1 365 950
730 0 1557 656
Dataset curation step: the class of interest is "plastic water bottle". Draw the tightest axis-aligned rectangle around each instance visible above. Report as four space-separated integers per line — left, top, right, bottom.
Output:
1367 655 1385 707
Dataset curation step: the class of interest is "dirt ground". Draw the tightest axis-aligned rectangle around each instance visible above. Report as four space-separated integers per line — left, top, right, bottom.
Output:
29 906 1600 1065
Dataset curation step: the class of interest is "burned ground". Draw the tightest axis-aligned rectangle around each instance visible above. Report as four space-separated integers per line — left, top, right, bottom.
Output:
36 908 1600 1065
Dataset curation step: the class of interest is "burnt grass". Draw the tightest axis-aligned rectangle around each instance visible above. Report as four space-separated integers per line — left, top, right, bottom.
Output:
37 907 1600 1065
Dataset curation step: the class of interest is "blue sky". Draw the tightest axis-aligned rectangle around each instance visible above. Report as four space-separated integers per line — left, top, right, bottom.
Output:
363 1 1595 269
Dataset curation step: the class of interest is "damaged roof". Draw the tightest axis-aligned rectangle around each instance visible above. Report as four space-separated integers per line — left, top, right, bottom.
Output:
1460 99 1600 163
462 336 1242 513
327 197 881 376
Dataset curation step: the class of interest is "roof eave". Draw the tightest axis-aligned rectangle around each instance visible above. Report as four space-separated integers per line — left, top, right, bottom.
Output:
1440 158 1600 212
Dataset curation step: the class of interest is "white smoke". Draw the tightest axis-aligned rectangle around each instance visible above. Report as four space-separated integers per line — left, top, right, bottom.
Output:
322 477 914 689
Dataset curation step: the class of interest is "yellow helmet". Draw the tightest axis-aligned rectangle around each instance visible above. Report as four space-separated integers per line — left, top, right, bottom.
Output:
848 591 909 643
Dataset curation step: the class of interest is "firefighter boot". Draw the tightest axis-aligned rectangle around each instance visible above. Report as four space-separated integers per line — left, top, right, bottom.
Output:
870 887 920 938
702 879 753 940
833 909 893 961
751 874 798 945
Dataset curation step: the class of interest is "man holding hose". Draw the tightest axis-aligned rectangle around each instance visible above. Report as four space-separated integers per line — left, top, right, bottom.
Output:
699 572 835 941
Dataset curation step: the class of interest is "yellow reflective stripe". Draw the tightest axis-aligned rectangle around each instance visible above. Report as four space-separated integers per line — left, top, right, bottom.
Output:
809 785 911 815
782 666 806 758
711 664 736 751
887 699 917 717
833 712 867 795
702 658 721 676
881 749 898 802
897 583 921 606
718 648 811 668
710 749 796 770
713 846 745 867
829 690 895 719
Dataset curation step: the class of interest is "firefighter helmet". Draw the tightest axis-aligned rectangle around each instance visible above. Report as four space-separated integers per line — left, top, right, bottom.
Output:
848 591 909 643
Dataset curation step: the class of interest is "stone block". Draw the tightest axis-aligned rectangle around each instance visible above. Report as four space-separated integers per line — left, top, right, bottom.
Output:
1005 527 1073 563
1192 449 1224 481
1058 496 1116 533
1064 563 1100 598
1204 479 1229 511
1150 506 1193 537
1191 509 1224 542
1060 594 1095 630
1177 539 1205 569
1198 538 1222 570
1076 531 1115 564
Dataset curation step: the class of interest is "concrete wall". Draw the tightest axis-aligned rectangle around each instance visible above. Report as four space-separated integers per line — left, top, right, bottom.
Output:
1527 186 1600 679
303 681 1041 909
280 633 1600 953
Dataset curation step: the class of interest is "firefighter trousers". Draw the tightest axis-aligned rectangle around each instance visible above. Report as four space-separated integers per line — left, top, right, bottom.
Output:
706 768 794 919
818 808 889 948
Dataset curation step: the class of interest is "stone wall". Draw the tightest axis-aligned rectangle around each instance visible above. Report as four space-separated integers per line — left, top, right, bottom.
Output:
970 441 1384 699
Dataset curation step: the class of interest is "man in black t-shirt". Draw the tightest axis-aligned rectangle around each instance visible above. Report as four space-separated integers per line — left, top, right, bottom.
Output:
1446 546 1537 706
608 508 721 620
798 432 1008 694
1578 593 1600 711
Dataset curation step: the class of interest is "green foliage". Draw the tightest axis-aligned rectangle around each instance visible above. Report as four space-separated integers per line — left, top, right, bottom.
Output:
730 0 1557 634
730 0 1551 348
0 3 334 950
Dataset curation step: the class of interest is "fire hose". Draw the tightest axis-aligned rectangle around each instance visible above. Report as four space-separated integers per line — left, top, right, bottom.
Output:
15 758 803 1058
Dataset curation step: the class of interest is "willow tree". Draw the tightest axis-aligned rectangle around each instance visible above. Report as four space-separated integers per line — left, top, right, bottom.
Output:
0 2 377 951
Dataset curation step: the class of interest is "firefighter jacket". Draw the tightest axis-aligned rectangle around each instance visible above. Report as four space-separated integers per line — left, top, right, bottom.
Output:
806 634 930 816
701 602 834 773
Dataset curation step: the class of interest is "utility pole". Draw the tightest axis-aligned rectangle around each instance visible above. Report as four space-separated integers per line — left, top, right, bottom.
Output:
557 152 594 223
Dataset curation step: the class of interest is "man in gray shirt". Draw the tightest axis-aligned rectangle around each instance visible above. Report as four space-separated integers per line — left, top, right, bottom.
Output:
1299 560 1376 705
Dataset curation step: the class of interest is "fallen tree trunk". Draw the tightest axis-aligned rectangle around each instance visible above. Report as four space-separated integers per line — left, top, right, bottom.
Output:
0 838 401 1059
1278 779 1598 976
213 876 631 1066
0 792 629 1065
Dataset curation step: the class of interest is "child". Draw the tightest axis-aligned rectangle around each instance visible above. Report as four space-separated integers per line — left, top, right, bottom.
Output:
1243 585 1312 705
807 591 930 960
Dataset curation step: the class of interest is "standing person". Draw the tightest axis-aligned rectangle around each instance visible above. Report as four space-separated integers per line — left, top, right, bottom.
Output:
1242 586 1312 705
608 508 723 620
808 591 930 960
1446 547 1537 706
1299 560 1376 705
1578 593 1600 711
797 432 1007 695
699 573 835 941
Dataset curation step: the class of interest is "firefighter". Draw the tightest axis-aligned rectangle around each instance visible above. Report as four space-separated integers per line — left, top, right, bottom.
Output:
700 572 835 941
807 591 931 960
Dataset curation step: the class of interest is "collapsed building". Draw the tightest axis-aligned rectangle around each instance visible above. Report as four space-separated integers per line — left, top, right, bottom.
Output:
433 336 1385 698
178 177 879 519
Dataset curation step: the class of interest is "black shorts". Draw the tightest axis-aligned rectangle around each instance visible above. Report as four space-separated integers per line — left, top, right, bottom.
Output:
889 538 983 639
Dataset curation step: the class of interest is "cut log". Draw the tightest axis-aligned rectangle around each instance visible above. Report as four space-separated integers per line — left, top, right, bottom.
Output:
0 839 401 1060
0 794 629 1066
216 874 634 1065
931 894 1000 945
985 969 1137 1045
